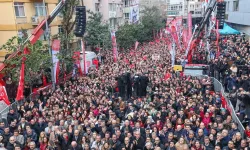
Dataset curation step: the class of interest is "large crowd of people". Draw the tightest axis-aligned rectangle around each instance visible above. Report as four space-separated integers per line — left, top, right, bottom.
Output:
0 35 250 150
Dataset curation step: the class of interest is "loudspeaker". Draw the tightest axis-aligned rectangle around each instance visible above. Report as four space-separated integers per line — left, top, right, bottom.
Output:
74 6 86 37
216 2 226 29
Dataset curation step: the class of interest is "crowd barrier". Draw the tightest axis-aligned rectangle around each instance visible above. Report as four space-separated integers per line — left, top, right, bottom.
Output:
0 74 245 136
197 75 245 136
211 77 245 136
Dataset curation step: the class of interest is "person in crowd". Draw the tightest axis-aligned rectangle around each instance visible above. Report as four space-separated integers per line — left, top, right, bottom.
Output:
0 35 249 150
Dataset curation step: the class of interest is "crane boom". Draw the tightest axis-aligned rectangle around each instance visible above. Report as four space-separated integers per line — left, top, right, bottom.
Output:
0 0 68 72
187 0 217 64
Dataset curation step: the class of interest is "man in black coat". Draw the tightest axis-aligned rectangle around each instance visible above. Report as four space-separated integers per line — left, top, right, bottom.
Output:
69 141 83 150
109 134 122 150
133 131 145 150
71 130 82 145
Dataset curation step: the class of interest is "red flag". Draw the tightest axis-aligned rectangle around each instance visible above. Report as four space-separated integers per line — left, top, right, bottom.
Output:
16 48 29 101
42 74 47 86
0 83 10 105
182 29 188 49
170 26 180 49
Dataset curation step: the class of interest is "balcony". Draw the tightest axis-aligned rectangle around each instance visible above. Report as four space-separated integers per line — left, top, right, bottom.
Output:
16 17 27 24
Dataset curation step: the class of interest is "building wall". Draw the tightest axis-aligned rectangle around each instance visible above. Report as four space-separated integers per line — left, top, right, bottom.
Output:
84 0 124 29
224 0 250 35
0 0 61 47
166 0 202 19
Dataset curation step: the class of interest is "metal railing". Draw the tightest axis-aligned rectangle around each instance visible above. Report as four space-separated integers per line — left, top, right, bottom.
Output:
211 77 245 135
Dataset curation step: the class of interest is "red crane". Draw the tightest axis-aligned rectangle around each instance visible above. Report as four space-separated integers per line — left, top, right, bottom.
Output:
186 0 217 64
0 0 67 73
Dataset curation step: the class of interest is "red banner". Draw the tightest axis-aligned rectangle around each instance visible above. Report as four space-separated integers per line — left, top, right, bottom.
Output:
188 13 193 39
170 26 180 49
16 48 29 101
111 31 118 62
182 28 188 49
0 83 10 105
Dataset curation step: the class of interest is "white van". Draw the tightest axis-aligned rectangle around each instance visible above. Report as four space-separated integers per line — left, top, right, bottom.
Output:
79 51 97 74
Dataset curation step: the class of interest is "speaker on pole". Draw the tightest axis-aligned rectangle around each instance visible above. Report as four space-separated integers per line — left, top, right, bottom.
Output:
74 6 86 37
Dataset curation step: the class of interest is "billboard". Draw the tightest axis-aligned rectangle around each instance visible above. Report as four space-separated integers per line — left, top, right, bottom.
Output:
130 5 139 24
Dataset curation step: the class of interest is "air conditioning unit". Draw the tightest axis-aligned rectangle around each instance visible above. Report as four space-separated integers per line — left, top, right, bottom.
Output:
31 16 38 24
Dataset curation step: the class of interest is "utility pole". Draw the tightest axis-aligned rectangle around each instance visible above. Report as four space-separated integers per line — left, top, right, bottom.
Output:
43 0 56 90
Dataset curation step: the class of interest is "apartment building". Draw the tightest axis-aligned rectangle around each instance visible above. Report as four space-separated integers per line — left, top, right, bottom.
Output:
166 0 203 24
139 0 167 18
85 0 124 29
224 0 250 36
123 0 139 24
0 0 63 61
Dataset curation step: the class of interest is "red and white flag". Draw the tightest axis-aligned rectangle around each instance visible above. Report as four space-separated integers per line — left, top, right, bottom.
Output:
188 13 193 40
135 41 139 50
81 40 87 74
52 40 60 83
0 83 10 106
111 30 118 62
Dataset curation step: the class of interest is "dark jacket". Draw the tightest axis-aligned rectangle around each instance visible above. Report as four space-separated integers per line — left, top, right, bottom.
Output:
133 137 145 150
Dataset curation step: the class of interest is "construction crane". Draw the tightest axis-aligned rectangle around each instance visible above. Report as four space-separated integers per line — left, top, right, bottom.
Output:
186 0 218 64
0 0 68 72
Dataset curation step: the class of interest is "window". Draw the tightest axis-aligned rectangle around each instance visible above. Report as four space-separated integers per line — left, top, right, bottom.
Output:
227 2 229 11
34 3 46 16
58 25 64 34
190 11 194 14
95 3 100 12
125 0 128 7
109 3 116 11
124 13 129 19
14 2 25 17
17 30 24 38
233 1 239 11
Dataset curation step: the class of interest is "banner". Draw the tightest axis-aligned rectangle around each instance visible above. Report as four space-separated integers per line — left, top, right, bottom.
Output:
52 40 60 84
170 26 181 49
16 47 29 101
182 28 188 49
0 83 10 106
216 20 220 58
73 51 82 76
135 41 139 50
188 13 193 39
130 5 139 24
111 30 118 62
81 40 87 74
170 43 176 67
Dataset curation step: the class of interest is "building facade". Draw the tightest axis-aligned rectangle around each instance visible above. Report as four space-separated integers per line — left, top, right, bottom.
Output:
84 0 124 29
224 0 250 35
166 0 203 24
0 0 63 61
123 0 140 24
139 0 167 18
